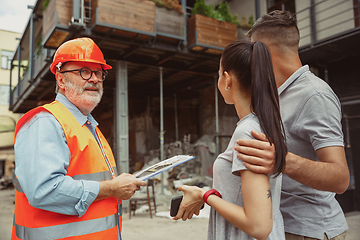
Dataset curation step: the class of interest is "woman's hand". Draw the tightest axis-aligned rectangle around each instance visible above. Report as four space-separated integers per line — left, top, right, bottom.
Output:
173 185 206 221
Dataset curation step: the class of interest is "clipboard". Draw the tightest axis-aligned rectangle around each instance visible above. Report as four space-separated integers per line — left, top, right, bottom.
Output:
134 155 195 181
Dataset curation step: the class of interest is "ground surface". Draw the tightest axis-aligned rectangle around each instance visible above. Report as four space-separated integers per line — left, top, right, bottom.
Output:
1 188 360 240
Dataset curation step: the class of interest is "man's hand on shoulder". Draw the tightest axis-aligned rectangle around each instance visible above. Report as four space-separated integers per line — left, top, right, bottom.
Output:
234 130 276 175
235 131 350 193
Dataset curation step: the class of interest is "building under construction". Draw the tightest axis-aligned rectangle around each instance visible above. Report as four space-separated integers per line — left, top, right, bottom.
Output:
7 0 360 212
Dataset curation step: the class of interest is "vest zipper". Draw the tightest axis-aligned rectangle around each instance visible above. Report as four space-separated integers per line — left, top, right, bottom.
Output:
95 129 121 239
94 129 115 179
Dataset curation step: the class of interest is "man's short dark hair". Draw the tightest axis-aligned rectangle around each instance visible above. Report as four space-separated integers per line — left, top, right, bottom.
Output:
247 10 300 48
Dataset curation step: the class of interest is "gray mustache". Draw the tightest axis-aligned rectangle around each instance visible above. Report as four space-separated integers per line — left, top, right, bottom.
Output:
83 83 100 91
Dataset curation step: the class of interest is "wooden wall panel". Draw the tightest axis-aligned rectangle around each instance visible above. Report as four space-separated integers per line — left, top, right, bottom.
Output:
42 0 72 48
155 7 185 38
187 14 237 52
92 0 155 34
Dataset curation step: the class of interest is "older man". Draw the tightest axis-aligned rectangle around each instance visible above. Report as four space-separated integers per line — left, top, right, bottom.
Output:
11 37 146 240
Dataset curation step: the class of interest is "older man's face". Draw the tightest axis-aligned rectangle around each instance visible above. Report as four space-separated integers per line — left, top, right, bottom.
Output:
60 62 104 115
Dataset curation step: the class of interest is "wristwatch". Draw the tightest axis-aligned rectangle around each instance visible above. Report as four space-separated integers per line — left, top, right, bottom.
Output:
203 189 222 204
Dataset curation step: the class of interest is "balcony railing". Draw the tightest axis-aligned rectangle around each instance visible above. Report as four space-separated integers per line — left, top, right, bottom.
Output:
13 0 359 112
11 47 54 110
297 0 359 48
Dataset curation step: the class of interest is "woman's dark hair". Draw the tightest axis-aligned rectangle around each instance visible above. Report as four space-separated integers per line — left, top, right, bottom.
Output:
221 40 287 175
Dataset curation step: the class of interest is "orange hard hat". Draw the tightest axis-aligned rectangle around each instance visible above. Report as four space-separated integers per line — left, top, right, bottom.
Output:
50 37 112 74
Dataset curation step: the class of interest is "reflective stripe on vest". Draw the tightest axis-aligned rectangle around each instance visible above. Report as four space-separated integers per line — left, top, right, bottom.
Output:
12 101 121 240
13 168 118 193
14 214 117 240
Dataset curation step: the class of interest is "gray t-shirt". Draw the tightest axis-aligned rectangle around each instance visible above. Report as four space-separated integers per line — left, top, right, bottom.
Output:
208 113 285 240
278 65 348 239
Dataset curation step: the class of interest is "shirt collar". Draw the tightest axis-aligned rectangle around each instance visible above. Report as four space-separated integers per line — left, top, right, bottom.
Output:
278 65 309 95
55 93 99 127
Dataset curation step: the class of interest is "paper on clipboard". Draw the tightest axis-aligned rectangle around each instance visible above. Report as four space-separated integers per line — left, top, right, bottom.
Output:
134 155 195 181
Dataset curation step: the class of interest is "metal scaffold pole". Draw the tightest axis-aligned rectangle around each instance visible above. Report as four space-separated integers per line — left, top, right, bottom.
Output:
159 67 164 194
214 75 219 157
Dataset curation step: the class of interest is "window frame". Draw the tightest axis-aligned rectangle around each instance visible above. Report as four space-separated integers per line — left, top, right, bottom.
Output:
267 0 296 13
1 50 14 70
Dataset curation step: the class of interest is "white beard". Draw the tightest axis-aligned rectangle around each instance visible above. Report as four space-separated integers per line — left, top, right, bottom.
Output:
63 76 103 115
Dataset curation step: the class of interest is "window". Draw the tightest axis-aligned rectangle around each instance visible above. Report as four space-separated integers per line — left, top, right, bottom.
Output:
268 0 296 14
1 50 14 70
0 85 11 105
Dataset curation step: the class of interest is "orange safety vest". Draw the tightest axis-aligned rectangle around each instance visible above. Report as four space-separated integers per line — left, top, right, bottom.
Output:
11 101 122 240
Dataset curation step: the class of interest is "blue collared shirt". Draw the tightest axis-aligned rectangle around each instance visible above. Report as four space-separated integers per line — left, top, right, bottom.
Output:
14 93 100 217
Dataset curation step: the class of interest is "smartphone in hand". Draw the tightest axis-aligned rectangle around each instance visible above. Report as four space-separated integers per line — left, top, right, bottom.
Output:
170 195 204 217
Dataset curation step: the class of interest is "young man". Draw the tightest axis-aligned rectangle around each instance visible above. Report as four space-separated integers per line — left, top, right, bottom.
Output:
234 11 349 240
12 37 146 240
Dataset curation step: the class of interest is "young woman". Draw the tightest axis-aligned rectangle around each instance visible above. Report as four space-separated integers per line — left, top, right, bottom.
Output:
173 40 287 240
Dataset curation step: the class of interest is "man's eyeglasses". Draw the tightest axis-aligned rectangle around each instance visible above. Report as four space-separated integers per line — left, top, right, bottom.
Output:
60 68 108 82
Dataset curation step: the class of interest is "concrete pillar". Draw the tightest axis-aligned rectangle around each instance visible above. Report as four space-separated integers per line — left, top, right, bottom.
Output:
115 61 129 174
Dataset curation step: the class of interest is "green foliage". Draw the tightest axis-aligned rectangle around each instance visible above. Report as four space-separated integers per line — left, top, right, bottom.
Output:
232 14 239 23
35 38 43 56
149 0 183 14
191 0 211 17
248 14 254 27
43 0 50 11
217 2 233 23
192 0 251 28
207 4 218 19
150 0 165 7
240 14 248 28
